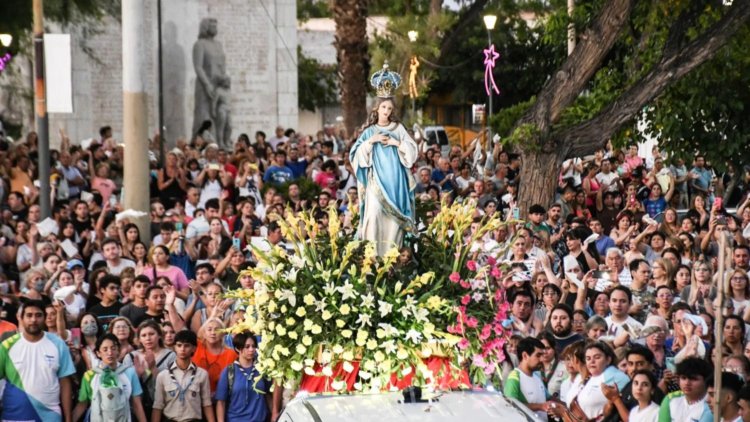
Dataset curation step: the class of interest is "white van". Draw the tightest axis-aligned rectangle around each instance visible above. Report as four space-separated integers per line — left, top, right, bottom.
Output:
422 126 451 157
278 390 541 422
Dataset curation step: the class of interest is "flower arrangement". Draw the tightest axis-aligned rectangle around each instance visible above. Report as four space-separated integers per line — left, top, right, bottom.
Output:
229 201 517 392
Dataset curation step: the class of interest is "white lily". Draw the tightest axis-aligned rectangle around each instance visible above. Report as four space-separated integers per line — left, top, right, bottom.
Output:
380 340 397 354
279 289 296 307
412 307 429 323
286 268 299 282
405 329 422 344
356 313 372 327
378 301 393 317
337 280 357 301
323 282 337 296
360 292 375 309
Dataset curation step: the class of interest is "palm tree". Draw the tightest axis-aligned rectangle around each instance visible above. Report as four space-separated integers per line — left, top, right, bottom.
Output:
333 0 370 138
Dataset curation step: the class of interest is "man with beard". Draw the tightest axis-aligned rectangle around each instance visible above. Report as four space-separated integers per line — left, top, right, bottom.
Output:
547 304 583 354
0 300 75 422
504 337 552 421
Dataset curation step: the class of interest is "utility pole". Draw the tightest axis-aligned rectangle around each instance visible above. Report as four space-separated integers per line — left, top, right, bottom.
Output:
122 0 151 242
33 0 51 218
157 0 166 168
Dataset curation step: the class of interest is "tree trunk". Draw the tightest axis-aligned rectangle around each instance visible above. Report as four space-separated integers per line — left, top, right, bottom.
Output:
333 0 370 138
514 0 750 215
517 146 568 218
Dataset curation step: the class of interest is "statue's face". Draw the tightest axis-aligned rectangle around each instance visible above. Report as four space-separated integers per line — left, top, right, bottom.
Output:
377 100 393 121
209 19 218 36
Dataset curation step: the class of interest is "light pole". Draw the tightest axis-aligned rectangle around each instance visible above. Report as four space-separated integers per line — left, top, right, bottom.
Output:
33 0 51 219
483 14 497 162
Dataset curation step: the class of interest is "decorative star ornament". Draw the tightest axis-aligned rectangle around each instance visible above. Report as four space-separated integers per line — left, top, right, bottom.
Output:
483 44 501 96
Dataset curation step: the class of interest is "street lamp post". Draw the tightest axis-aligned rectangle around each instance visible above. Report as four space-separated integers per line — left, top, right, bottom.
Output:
483 15 497 163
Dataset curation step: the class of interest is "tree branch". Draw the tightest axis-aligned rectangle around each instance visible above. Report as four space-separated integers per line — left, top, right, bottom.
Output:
560 0 750 158
518 0 635 134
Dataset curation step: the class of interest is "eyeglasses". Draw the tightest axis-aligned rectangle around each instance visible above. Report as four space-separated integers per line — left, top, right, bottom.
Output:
696 268 710 272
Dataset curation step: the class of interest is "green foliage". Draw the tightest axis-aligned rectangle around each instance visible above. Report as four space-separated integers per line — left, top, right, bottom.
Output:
641 24 750 169
556 67 626 128
368 11 456 123
0 0 117 54
298 47 338 112
297 0 330 20
491 97 534 141
430 0 565 112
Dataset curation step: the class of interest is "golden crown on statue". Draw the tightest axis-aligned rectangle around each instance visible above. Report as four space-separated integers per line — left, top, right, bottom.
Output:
370 62 402 98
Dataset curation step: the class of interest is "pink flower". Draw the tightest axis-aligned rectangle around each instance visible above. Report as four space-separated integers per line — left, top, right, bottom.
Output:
487 257 497 266
457 338 470 350
479 324 492 341
490 267 501 278
465 316 478 328
449 272 461 283
484 364 496 375
459 280 471 289
495 348 506 362
466 260 477 271
461 295 471 305
472 354 487 368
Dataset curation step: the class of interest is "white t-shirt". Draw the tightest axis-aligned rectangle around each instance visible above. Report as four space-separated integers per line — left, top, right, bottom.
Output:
596 171 619 192
575 373 609 419
562 158 582 186
0 333 76 421
629 402 659 422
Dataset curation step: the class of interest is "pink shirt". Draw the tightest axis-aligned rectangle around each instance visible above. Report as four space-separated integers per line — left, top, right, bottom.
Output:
143 265 189 290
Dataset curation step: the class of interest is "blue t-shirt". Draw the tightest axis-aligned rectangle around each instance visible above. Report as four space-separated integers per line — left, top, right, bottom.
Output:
215 363 271 422
643 196 667 218
595 236 616 257
431 168 455 193
263 166 294 185
285 159 308 179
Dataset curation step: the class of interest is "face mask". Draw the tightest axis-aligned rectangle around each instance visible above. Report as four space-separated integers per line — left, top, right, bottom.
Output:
81 323 98 336
34 279 46 292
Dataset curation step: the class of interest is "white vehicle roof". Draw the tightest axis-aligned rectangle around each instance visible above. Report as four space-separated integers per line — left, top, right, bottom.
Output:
278 390 541 422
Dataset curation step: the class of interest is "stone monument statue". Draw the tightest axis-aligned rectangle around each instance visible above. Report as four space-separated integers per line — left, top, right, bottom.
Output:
192 18 232 148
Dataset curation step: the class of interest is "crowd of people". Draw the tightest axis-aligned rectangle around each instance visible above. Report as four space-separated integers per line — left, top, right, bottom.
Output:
0 116 749 422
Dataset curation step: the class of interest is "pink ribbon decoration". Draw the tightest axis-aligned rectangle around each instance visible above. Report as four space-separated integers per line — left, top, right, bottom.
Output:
483 44 500 96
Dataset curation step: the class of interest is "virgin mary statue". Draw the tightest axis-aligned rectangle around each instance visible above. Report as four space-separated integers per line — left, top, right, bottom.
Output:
350 63 418 256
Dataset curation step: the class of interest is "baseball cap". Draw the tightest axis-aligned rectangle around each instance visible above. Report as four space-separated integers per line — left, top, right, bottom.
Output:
67 259 84 270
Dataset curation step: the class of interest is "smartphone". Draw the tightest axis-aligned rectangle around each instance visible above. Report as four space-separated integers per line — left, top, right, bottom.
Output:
512 271 531 282
591 271 611 281
665 357 676 373
175 222 183 232
714 197 723 210
512 208 520 219
233 237 241 249
109 195 117 207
